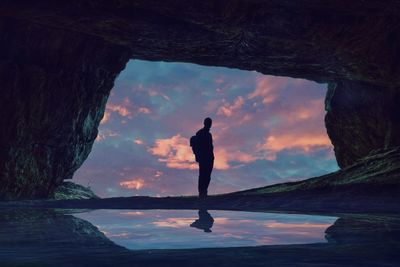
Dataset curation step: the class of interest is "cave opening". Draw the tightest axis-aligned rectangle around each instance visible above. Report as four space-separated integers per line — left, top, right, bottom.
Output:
74 60 339 198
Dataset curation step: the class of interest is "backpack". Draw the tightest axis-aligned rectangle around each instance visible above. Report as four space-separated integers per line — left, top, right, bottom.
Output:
190 135 199 161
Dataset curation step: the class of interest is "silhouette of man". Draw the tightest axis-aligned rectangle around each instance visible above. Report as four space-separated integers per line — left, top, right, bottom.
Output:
195 117 214 198
190 209 214 233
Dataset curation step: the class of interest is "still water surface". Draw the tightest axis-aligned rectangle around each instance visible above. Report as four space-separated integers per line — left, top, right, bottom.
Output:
74 209 337 250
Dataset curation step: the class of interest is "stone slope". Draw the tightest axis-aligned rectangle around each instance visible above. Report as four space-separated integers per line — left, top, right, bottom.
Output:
236 147 400 195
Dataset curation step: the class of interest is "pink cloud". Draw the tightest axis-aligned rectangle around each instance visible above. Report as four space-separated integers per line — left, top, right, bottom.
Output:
213 148 258 170
215 77 225 84
248 76 290 105
252 93 331 158
119 211 145 216
217 96 245 117
96 130 120 142
107 105 131 118
106 97 133 119
100 111 111 124
264 221 331 229
273 99 326 124
104 97 151 122
119 178 145 190
138 107 151 114
134 138 144 145
152 218 195 228
148 88 171 101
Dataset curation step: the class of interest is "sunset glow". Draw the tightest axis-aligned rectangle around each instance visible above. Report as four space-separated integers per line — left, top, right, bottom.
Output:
74 60 338 197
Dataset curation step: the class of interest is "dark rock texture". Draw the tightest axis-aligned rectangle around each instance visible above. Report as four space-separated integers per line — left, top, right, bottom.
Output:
0 17 129 199
325 81 400 167
0 1 400 198
239 147 400 196
53 182 99 200
1 1 400 85
1 148 399 214
0 209 127 266
325 215 400 244
0 209 399 266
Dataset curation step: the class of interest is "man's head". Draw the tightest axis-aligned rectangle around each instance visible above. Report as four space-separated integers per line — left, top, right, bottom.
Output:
203 117 212 130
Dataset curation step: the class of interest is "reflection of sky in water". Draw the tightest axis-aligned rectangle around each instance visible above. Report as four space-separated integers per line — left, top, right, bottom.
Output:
74 210 337 250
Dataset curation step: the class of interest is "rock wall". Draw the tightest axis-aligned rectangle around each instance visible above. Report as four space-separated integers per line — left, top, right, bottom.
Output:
0 18 129 199
0 1 399 198
325 81 400 167
1 1 399 85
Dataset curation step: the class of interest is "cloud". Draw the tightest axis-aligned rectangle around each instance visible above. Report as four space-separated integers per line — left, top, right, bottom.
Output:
107 97 133 118
264 221 331 229
138 107 151 114
148 134 260 171
148 89 171 101
148 134 197 170
248 76 289 105
260 133 331 154
134 138 144 145
100 111 111 124
120 211 145 216
213 148 258 170
96 130 120 142
152 218 195 228
119 178 145 190
103 97 151 123
217 96 245 117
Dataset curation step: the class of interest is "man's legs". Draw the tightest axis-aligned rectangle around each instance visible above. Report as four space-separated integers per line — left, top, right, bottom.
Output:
198 159 214 197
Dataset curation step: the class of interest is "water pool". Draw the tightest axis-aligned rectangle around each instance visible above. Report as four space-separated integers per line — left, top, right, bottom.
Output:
74 209 337 250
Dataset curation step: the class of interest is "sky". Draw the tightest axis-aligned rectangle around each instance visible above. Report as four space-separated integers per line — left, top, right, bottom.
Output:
74 60 339 198
75 209 337 249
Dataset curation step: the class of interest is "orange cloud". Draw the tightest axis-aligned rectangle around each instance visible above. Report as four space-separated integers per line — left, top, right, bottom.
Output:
148 134 259 171
258 132 331 157
148 134 197 170
119 178 145 190
148 134 257 170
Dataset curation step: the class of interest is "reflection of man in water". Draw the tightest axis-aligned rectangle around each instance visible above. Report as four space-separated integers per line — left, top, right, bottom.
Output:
194 117 214 198
190 209 214 233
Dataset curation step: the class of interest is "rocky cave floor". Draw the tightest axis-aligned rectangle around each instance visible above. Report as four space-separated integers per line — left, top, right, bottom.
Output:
0 208 399 267
1 1 400 266
0 148 399 266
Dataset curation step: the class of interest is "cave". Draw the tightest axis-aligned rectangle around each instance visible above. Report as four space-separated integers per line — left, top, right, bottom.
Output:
1 1 400 200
